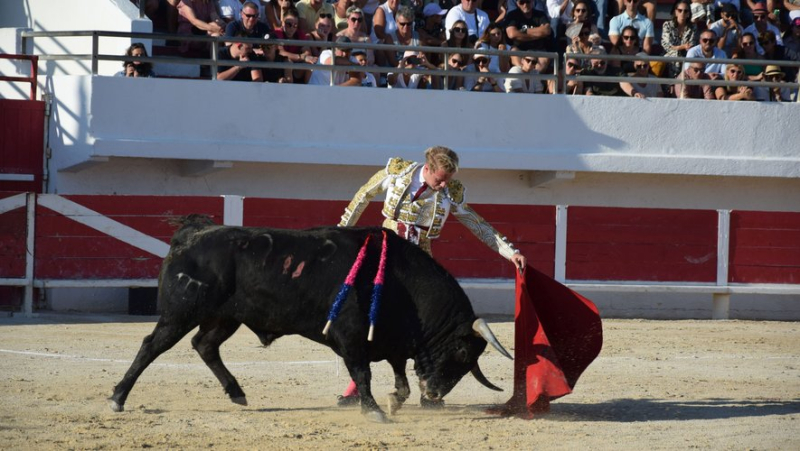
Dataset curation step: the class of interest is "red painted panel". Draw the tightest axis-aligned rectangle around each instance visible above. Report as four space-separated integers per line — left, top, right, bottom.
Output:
0 100 45 192
729 211 800 284
0 207 26 278
34 195 223 279
567 207 717 282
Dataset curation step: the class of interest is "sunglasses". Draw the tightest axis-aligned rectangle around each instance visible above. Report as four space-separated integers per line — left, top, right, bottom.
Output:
243 12 258 18
397 21 412 27
580 30 591 36
622 35 637 41
728 69 742 75
567 62 580 69
675 8 689 13
754 14 766 20
318 13 333 19
688 66 703 72
742 41 754 47
523 57 535 64
349 16 363 22
450 59 464 66
574 8 587 12
701 38 714 43
634 63 647 69
284 21 298 27
517 0 532 4
451 27 466 33
475 57 489 65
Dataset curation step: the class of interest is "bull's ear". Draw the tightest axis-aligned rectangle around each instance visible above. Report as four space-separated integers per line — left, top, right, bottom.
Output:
317 239 337 261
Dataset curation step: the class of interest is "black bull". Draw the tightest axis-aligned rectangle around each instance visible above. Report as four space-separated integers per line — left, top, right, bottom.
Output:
109 216 511 422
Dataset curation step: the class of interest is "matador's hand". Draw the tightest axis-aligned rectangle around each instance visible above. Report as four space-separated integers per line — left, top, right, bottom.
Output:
510 253 527 274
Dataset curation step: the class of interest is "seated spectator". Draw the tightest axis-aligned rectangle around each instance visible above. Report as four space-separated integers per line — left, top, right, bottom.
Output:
114 43 155 77
260 38 293 83
175 0 226 55
371 0 401 66
674 62 716 99
708 4 742 57
504 55 544 93
389 51 434 89
437 53 468 90
337 7 373 50
333 0 354 31
441 20 473 64
565 21 596 70
744 4 783 52
307 36 360 85
218 0 265 24
475 22 510 75
619 52 662 97
382 6 420 68
759 30 800 82
297 0 335 34
307 11 337 57
465 53 503 91
609 0 654 54
610 25 642 73
265 0 295 31
583 48 626 96
217 41 264 82
568 0 600 43
715 64 755 100
785 16 800 56
733 33 765 79
548 55 584 94
418 3 448 49
224 1 272 47
504 0 552 67
662 0 698 78
615 0 657 28
273 7 315 83
350 49 379 87
445 0 491 44
684 29 727 79
755 65 792 101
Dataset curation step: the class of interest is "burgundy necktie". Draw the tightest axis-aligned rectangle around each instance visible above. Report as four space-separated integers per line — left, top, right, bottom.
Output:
411 184 427 201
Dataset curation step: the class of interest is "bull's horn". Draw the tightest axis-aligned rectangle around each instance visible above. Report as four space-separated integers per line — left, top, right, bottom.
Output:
472 318 513 360
471 364 503 392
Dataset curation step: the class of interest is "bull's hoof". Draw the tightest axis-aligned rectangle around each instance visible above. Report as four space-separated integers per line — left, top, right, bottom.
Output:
387 393 404 415
108 399 124 412
364 410 390 423
230 396 248 406
420 397 445 409
336 394 360 407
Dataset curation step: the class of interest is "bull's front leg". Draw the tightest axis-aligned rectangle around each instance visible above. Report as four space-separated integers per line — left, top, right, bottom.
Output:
387 358 410 415
346 362 388 423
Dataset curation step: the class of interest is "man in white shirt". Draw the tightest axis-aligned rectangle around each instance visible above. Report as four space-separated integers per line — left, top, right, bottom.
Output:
444 0 490 42
743 3 783 53
307 36 362 86
683 29 727 79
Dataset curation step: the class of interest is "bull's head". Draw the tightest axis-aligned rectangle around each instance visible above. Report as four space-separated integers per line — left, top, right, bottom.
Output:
417 319 511 401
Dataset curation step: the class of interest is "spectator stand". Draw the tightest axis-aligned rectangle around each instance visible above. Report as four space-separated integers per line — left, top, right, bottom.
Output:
17 28 800 99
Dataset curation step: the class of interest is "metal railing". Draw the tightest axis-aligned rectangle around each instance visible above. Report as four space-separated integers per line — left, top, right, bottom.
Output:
0 54 39 100
17 29 800 100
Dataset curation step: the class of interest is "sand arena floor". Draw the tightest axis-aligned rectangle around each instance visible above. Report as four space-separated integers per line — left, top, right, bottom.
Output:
0 313 798 450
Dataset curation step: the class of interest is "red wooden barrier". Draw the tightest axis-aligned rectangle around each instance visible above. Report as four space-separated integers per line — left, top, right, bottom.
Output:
0 100 45 193
729 211 800 284
567 207 718 282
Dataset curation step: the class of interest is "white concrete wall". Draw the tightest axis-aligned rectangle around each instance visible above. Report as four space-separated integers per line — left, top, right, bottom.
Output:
0 0 151 99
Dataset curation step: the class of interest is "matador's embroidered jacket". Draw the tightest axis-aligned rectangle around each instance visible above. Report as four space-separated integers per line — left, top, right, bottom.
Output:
339 157 518 259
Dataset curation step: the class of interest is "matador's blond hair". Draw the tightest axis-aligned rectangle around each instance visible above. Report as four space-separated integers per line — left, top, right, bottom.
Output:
424 146 459 174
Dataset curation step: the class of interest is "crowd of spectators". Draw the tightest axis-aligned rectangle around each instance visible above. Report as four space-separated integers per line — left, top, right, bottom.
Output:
128 0 799 100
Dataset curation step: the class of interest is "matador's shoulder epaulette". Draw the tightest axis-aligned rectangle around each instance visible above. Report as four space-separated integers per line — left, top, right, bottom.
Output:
446 179 465 204
385 157 416 176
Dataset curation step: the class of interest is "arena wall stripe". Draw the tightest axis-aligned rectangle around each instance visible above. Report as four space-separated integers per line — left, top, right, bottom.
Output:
729 210 800 284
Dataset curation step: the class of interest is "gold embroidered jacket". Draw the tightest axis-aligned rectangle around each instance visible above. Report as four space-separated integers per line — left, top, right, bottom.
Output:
339 157 519 260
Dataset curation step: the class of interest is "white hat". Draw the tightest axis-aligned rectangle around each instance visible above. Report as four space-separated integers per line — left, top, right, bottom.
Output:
790 10 800 21
423 3 447 17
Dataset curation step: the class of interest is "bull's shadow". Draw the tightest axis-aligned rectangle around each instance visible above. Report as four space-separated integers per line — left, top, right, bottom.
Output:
540 398 800 422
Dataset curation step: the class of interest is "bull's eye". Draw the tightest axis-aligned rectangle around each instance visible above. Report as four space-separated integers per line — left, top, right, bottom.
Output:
455 346 468 363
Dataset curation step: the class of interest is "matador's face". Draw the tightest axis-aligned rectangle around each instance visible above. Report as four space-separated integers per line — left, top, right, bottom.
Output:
423 164 454 191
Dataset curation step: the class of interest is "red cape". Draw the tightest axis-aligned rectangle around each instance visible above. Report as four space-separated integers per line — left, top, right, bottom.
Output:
490 266 603 418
